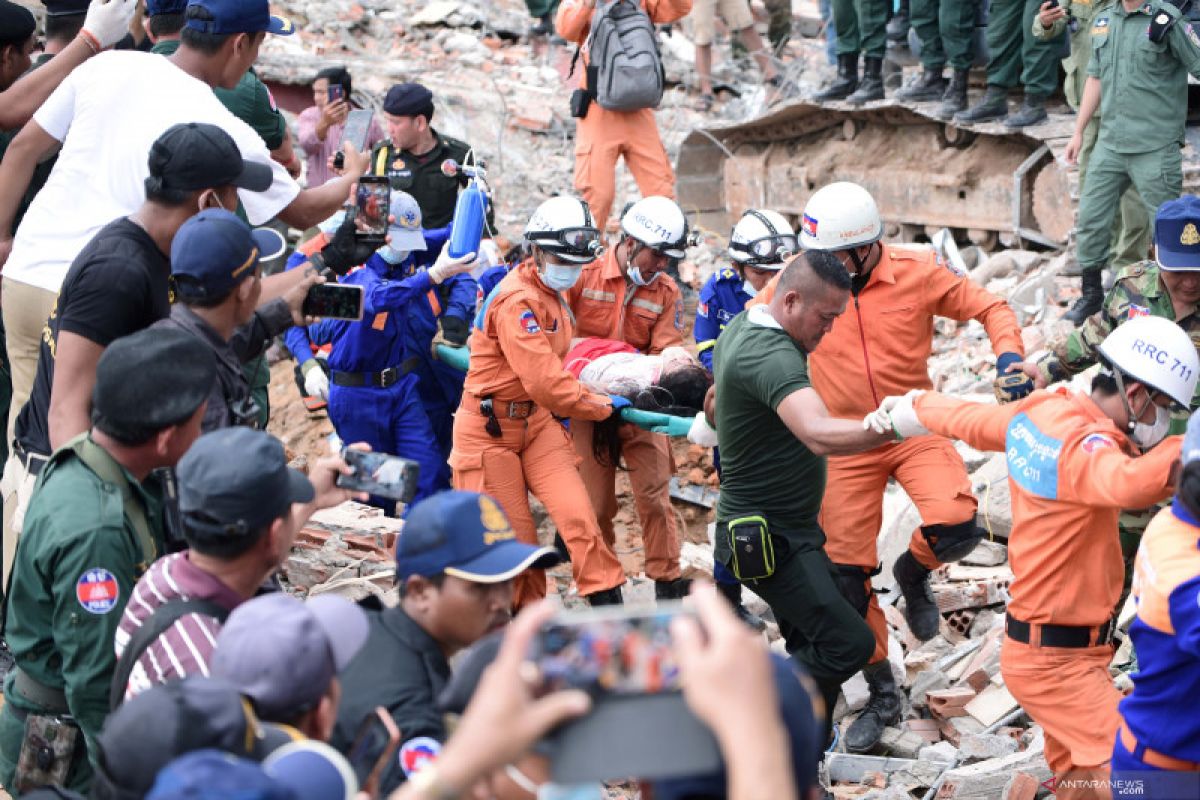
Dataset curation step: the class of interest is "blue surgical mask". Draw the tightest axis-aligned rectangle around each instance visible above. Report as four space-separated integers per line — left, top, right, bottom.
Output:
742 279 759 298
542 263 584 291
378 245 410 265
627 264 659 287
538 784 604 800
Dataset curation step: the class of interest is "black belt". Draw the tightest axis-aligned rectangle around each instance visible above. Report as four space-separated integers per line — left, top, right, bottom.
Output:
14 442 48 477
12 668 69 715
331 357 419 389
1005 613 1115 648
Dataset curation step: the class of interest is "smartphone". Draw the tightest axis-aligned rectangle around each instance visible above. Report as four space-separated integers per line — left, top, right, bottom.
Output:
335 109 376 171
354 176 391 242
302 283 364 321
346 707 400 794
336 448 421 502
1043 0 1059 7
327 84 345 104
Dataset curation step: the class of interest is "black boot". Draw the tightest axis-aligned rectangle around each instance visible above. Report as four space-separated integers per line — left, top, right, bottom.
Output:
587 587 624 606
845 661 903 753
815 53 859 101
936 68 969 119
893 66 947 102
716 580 768 632
654 577 692 601
530 13 553 35
553 533 571 564
1065 270 1105 326
893 551 941 641
953 85 1008 124
847 56 884 105
1004 94 1048 128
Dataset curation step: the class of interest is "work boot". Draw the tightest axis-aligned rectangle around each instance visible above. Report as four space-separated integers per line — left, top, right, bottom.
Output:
845 661 903 753
893 551 941 641
953 85 1008 124
587 587 624 606
1065 270 1105 326
936 68 969 119
815 53 859 101
654 577 692 601
887 0 910 42
893 66 947 102
716 580 768 632
1004 94 1048 128
530 13 553 35
846 57 885 105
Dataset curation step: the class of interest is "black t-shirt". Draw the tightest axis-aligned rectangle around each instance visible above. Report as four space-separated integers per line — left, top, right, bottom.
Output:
16 217 170 457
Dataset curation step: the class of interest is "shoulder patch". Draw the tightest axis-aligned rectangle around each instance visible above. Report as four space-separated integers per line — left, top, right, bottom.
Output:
720 268 736 280
1081 433 1115 453
697 301 709 318
519 309 541 334
399 737 441 777
1127 303 1151 319
1187 23 1200 47
76 568 120 614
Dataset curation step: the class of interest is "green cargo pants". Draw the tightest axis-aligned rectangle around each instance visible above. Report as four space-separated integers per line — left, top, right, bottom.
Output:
831 0 889 58
1077 141 1182 274
910 0 977 70
1077 120 1153 270
985 0 1063 96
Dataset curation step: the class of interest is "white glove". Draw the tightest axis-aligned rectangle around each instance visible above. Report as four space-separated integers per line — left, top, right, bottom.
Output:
687 412 718 447
83 0 138 49
303 361 330 401
428 246 478 285
863 390 929 439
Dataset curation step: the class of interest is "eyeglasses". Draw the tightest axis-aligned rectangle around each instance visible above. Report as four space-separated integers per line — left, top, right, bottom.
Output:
730 234 798 263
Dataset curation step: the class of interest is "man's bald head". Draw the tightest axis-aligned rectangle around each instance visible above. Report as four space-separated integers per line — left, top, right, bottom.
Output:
769 250 851 351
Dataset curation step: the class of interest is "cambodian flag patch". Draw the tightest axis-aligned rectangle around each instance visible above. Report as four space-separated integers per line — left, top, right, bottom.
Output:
76 568 119 614
1081 433 1115 453
519 309 541 334
1127 304 1150 319
399 737 441 776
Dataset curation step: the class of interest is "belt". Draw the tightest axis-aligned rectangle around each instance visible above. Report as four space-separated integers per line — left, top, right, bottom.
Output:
466 392 537 420
13 668 69 715
331 357 419 389
1005 613 1114 648
1120 723 1200 771
14 442 48 477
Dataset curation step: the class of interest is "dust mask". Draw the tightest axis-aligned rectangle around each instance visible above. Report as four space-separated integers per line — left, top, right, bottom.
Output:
542 263 584 291
627 265 658 287
1131 403 1172 449
378 245 410 265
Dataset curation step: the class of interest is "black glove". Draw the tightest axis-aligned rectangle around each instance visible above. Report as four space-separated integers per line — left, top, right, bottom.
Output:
439 315 470 346
317 214 376 276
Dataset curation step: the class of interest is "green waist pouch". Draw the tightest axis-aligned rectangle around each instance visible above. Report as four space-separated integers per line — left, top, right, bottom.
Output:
727 515 776 581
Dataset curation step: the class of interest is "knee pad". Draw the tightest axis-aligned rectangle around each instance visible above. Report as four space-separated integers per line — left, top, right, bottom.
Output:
922 520 983 563
833 564 873 617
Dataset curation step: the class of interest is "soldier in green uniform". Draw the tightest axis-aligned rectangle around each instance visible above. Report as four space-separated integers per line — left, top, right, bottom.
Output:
1065 0 1200 324
0 329 214 794
894 0 978 118
1015 196 1200 607
1033 0 1151 274
955 0 1065 127
370 83 494 231
818 0 890 103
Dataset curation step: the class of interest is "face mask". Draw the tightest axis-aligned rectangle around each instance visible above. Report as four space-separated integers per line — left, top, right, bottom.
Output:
1131 402 1171 449
538 785 604 800
627 264 659 287
378 245 410 265
742 278 759 298
542 263 584 291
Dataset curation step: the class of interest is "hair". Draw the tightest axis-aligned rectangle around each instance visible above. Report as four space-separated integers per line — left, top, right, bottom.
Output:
1178 460 1200 519
782 249 851 293
315 66 351 97
398 572 445 597
148 11 186 38
45 12 85 44
143 175 192 207
172 278 237 309
1091 370 1120 397
412 102 435 124
180 4 263 55
181 513 274 559
591 364 713 468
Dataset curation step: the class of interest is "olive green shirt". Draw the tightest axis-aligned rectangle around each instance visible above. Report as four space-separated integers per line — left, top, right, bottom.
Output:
1 436 165 790
1032 0 1113 109
1086 0 1200 153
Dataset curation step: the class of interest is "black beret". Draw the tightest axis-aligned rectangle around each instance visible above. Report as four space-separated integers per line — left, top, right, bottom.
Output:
383 82 434 117
41 0 89 17
0 1 36 43
91 328 216 442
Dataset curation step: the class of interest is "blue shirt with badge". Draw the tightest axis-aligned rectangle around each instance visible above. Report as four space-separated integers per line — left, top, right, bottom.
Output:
694 266 755 372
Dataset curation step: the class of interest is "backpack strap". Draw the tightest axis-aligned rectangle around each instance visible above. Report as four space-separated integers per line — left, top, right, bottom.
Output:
68 434 158 569
109 597 231 710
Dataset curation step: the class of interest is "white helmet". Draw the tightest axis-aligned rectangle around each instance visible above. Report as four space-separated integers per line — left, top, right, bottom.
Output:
728 209 797 269
1097 316 1199 408
799 181 883 251
524 196 603 264
620 196 695 258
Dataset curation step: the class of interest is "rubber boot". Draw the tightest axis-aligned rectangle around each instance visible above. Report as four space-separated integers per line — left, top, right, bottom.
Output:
893 551 941 641
815 53 859 101
887 0 910 42
845 661 903 753
936 69 969 119
654 577 692 601
847 56 885 105
1004 94 1048 128
716 580 768 632
894 66 947 102
1065 270 1105 326
587 587 624 606
953 85 1008 124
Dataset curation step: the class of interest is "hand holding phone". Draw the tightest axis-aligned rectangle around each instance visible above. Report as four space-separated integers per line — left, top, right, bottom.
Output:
335 448 420 502
302 283 364 321
354 176 391 243
346 707 400 796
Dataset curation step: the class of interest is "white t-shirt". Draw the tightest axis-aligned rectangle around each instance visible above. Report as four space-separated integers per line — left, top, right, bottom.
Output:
4 51 300 293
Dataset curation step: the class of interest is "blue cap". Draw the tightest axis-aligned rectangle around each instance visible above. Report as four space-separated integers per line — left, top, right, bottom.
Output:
148 750 295 800
146 0 187 15
184 0 295 36
383 83 434 118
171 209 284 300
396 491 559 582
1155 195 1200 271
263 741 358 800
389 191 427 252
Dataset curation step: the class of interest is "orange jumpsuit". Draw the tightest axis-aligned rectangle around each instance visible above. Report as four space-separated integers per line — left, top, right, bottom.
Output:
914 388 1181 795
449 260 626 606
755 245 1023 663
565 249 686 582
555 0 691 230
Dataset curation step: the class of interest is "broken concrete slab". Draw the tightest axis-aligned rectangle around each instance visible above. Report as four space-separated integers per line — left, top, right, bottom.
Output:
879 727 927 760
919 741 960 765
935 728 1050 799
959 540 1008 567
958 733 1019 761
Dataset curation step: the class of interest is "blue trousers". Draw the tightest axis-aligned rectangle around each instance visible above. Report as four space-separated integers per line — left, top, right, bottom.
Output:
1111 728 1200 799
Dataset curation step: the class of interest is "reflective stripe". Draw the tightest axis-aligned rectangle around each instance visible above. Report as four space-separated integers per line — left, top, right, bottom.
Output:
582 288 616 302
630 297 664 314
696 339 716 353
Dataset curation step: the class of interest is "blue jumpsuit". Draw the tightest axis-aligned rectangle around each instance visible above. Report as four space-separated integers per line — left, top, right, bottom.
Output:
694 266 754 587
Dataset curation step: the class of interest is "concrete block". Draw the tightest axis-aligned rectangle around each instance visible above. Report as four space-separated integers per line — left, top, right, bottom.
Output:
910 669 950 708
919 741 960 765
935 729 1050 799
879 727 927 760
961 540 1008 567
958 733 1019 761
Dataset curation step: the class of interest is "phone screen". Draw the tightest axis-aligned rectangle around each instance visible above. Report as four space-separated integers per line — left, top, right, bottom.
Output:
339 109 374 154
302 284 364 321
336 449 421 502
346 708 400 791
355 177 390 239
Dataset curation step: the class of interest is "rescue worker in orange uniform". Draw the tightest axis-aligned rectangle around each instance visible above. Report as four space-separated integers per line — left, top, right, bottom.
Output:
753 182 1032 752
866 316 1199 799
555 0 691 230
450 196 628 607
565 196 692 600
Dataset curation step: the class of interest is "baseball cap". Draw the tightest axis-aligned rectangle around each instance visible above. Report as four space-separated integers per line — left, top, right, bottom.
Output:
147 750 295 800
396 491 559 582
383 83 434 118
183 0 294 36
146 0 188 16
1155 195 1200 271
171 209 284 300
92 677 299 800
148 123 274 194
177 428 314 545
263 741 358 800
389 191 427 252
211 593 369 721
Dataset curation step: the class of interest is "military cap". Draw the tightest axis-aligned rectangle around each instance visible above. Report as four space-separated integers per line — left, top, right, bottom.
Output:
0 1 36 41
91 327 215 443
383 82 434 118
41 0 88 17
1155 195 1200 271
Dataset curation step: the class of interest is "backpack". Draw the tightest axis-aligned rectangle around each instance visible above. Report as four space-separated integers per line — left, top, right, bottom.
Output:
585 0 665 111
